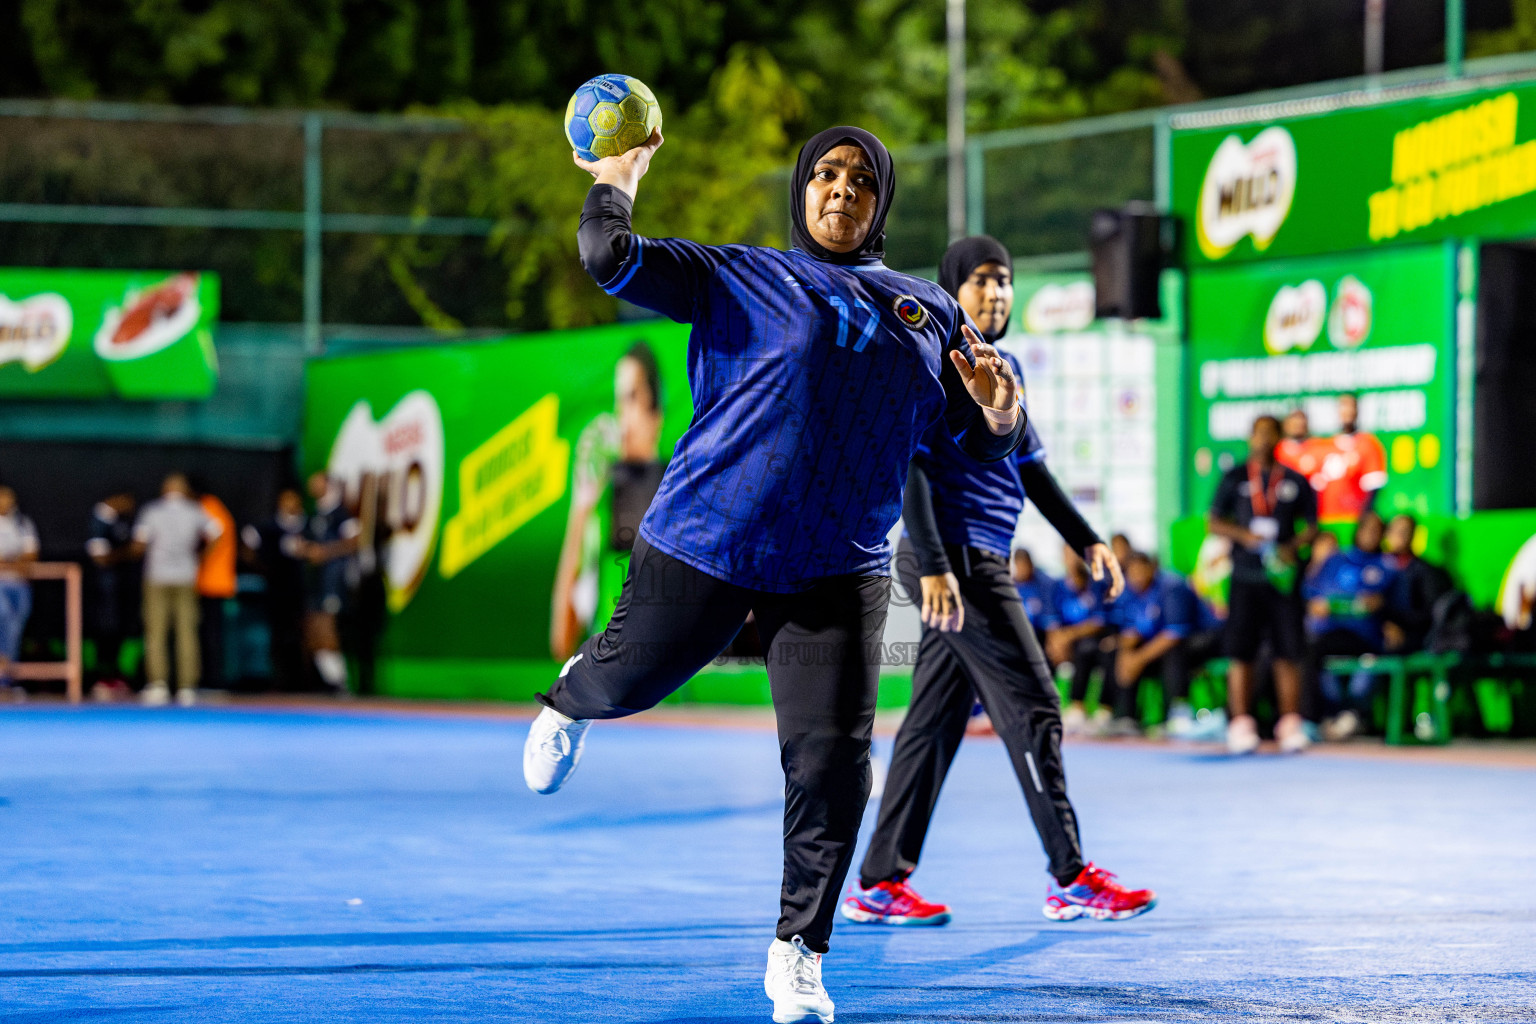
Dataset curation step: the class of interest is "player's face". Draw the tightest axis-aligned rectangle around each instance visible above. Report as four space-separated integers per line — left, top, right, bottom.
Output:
1127 560 1155 592
278 490 304 517
957 262 1013 338
804 145 878 253
0 488 14 516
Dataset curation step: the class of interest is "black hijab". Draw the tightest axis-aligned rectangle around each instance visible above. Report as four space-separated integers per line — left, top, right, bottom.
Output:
938 234 1012 298
790 126 895 264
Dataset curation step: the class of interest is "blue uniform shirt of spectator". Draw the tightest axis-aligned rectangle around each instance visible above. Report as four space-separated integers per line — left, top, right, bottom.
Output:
1015 569 1060 630
1122 570 1201 642
1304 547 1399 647
1052 575 1105 629
907 349 1047 558
603 233 1017 593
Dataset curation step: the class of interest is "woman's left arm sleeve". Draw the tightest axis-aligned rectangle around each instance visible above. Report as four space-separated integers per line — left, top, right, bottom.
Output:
1018 458 1103 556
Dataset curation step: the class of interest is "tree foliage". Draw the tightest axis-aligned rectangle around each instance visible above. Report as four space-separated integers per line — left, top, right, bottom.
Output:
0 0 1529 329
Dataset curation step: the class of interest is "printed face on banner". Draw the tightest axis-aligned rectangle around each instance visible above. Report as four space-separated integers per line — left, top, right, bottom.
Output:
327 391 446 612
1197 127 1298 260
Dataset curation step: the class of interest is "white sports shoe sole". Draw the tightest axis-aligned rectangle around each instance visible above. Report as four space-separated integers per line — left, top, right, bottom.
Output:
1043 895 1159 921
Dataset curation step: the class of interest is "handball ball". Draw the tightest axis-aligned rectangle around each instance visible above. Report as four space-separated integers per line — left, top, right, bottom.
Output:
565 74 663 162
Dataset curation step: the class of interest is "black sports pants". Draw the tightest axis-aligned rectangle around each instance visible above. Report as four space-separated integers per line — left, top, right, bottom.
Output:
542 536 889 954
860 541 1084 890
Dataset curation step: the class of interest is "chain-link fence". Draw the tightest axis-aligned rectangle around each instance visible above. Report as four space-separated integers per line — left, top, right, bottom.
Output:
8 54 1536 344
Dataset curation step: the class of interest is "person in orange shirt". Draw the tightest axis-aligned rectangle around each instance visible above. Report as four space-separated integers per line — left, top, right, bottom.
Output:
1275 398 1387 524
1316 394 1387 523
1275 409 1315 475
195 480 238 690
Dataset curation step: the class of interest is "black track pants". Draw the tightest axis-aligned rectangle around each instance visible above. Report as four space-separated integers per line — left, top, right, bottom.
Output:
861 541 1085 890
541 537 889 954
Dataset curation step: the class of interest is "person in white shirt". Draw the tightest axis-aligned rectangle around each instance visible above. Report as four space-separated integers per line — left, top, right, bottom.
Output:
131 473 222 706
0 486 40 693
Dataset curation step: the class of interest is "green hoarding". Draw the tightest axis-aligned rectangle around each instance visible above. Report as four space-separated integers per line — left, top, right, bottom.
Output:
0 268 219 398
302 320 694 698
1186 243 1456 521
1172 76 1536 265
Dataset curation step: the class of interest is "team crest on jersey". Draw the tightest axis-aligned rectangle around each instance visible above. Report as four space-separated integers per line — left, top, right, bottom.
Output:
892 294 929 329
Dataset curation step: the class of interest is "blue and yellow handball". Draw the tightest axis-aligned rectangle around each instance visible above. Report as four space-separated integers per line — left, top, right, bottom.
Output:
564 74 663 162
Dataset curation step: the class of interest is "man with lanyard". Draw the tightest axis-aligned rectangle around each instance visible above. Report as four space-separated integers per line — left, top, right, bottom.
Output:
1208 415 1319 754
841 235 1155 930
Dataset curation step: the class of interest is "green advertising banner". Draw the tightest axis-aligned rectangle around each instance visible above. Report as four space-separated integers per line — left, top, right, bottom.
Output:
1172 76 1536 264
302 320 694 698
1186 243 1456 523
0 268 219 398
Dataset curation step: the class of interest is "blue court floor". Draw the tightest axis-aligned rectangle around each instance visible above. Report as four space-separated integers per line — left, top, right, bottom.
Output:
1 704 1533 1023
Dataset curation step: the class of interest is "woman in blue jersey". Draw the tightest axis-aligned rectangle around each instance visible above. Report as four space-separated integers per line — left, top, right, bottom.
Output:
842 236 1155 934
522 126 1023 1024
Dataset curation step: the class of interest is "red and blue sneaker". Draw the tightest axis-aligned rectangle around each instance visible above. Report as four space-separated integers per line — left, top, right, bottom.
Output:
840 877 952 927
1043 863 1157 922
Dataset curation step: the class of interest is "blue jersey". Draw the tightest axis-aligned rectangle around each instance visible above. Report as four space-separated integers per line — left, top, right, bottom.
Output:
1304 547 1398 646
1122 571 1201 642
1015 571 1059 630
908 349 1046 558
603 236 1011 592
1052 576 1105 629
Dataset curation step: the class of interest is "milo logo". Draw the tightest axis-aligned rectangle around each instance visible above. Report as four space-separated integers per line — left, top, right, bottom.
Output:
327 391 446 612
1197 127 1297 260
0 292 72 371
1022 281 1095 333
1263 279 1325 354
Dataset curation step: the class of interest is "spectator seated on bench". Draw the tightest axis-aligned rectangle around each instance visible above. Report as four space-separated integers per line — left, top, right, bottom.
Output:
1304 512 1398 741
1107 552 1223 739
1046 543 1115 736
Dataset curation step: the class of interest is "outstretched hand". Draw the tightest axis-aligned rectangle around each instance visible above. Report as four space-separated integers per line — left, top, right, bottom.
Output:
1085 542 1125 599
949 324 1020 434
573 128 664 200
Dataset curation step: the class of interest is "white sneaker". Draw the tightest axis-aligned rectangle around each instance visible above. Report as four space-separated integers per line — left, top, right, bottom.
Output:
1062 704 1088 736
1186 707 1229 743
1276 712 1311 754
522 706 591 794
765 936 834 1024
1322 709 1361 742
141 681 171 707
176 688 197 708
1226 713 1260 755
1165 703 1195 739
1087 706 1113 736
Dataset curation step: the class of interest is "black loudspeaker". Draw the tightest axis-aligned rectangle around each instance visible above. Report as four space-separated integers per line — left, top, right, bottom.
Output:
1474 244 1536 511
1091 204 1169 320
